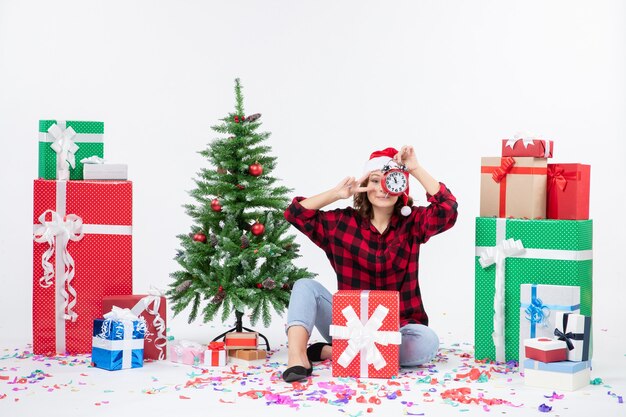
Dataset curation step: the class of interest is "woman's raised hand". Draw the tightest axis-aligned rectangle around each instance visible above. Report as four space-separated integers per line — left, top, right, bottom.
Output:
334 173 370 199
393 145 419 172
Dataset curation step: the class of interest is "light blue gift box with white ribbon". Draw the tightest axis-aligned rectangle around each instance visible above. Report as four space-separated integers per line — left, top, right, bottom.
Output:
92 307 145 371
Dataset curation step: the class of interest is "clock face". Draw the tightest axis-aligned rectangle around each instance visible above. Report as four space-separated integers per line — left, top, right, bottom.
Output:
383 170 408 195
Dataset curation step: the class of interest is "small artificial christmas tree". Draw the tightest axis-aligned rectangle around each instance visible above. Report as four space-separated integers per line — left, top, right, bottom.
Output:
168 79 315 333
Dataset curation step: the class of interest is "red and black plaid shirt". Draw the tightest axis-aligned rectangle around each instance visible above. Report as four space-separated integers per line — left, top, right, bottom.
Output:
284 183 458 327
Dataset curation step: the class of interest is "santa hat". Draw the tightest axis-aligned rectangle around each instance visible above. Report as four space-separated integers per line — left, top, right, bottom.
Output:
362 147 412 216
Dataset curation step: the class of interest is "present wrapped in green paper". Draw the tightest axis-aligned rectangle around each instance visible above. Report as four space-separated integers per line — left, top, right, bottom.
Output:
474 217 592 363
38 120 104 180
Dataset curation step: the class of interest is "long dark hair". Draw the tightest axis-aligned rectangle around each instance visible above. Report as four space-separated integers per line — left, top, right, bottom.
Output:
353 176 413 219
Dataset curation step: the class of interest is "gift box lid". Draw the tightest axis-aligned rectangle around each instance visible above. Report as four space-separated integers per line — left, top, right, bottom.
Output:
524 337 568 351
523 359 590 373
39 120 104 134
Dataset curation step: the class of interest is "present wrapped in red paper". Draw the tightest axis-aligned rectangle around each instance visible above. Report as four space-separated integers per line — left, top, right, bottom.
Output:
33 179 132 354
329 290 401 379
224 332 258 350
547 164 591 220
204 341 227 367
501 137 554 158
480 157 547 218
102 293 167 360
524 338 568 363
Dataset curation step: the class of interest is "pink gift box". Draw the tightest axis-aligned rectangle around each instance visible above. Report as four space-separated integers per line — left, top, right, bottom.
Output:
168 340 204 366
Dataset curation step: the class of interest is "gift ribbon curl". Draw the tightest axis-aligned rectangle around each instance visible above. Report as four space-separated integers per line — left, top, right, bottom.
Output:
329 304 402 371
130 288 168 360
33 209 84 321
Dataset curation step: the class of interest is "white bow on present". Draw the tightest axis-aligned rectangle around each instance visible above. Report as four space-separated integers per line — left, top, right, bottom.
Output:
48 122 79 180
330 303 401 375
33 209 84 322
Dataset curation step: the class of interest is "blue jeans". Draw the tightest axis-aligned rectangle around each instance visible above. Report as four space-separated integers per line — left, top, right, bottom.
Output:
286 278 439 367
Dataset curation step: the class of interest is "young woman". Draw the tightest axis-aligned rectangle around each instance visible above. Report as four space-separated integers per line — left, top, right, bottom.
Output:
282 145 458 382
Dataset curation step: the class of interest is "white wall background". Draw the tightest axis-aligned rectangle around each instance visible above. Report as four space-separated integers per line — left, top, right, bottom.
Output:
0 0 624 348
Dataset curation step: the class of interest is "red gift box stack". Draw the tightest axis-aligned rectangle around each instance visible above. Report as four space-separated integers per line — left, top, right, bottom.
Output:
480 134 591 220
32 120 135 355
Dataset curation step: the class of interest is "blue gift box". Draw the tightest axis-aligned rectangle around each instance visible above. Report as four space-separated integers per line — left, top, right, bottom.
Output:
524 359 591 373
92 318 145 371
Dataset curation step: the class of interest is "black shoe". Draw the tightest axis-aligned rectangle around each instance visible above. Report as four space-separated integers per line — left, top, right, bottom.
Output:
282 365 313 383
306 342 332 362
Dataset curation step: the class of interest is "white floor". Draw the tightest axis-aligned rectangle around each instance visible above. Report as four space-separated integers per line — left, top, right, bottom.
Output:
1 329 624 417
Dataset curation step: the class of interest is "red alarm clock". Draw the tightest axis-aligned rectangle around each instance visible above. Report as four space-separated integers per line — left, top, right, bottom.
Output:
380 163 409 196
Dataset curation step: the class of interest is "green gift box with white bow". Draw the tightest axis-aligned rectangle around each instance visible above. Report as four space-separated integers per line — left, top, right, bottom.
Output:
38 120 104 180
474 217 592 363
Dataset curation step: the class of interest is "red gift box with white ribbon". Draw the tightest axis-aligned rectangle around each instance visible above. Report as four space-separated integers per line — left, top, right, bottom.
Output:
501 137 554 158
102 293 167 360
32 179 133 354
329 290 401 379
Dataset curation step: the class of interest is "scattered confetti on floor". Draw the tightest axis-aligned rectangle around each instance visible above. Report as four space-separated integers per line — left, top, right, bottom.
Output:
0 342 624 416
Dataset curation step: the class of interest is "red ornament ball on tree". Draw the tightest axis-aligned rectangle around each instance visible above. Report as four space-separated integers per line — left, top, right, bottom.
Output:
248 162 263 177
251 222 265 236
211 198 222 212
256 283 263 289
218 286 223 292
193 233 207 243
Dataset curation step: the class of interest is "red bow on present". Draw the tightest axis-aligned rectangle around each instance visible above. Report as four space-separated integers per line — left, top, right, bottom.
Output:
492 157 516 183
548 166 568 191
208 341 225 350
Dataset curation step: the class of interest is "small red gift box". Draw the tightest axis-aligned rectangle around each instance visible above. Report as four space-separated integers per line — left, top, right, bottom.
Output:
33 180 132 354
329 290 401 379
204 341 227 367
102 294 167 360
547 164 591 220
524 338 568 363
224 332 258 350
502 138 554 158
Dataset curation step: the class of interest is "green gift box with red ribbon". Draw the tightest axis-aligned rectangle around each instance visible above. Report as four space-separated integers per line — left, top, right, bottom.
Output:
547 163 591 220
480 157 548 219
474 217 592 363
38 120 104 180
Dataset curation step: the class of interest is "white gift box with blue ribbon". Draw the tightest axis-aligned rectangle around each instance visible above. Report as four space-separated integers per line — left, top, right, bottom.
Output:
519 284 580 370
92 307 146 371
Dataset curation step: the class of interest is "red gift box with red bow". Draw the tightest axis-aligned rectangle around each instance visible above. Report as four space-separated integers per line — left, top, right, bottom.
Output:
547 164 591 220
